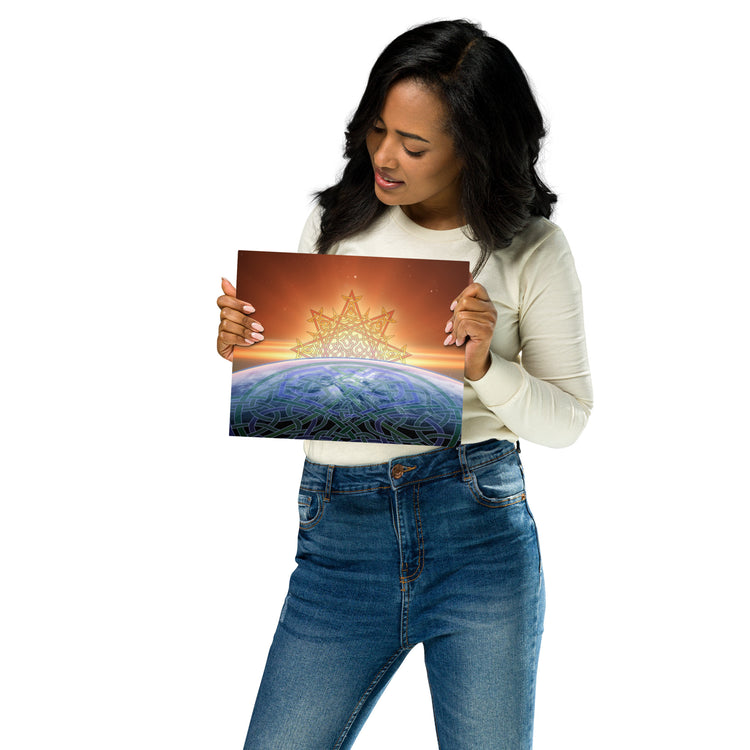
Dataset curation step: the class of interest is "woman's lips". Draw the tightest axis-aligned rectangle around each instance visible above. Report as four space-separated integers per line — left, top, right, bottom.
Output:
374 169 404 190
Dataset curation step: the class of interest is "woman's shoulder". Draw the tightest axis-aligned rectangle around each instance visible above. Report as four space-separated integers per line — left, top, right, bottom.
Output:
508 216 582 296
509 216 569 259
478 215 576 293
296 204 324 254
495 216 574 274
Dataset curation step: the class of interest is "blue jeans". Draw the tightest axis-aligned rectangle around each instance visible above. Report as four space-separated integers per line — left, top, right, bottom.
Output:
243 439 545 749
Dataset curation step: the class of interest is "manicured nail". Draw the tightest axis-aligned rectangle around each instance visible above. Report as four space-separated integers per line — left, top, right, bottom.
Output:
250 332 264 341
450 300 457 311
443 334 453 346
244 339 255 345
444 320 453 333
251 322 264 332
243 304 256 313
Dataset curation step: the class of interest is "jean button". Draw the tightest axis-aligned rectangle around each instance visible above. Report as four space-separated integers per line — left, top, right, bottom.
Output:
391 464 405 479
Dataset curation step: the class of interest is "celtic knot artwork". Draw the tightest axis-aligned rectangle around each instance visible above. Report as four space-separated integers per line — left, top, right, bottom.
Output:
291 291 412 363
229 251 469 446
230 359 463 445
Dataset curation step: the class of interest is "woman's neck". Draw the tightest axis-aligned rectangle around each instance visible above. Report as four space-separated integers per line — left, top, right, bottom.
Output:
400 202 465 231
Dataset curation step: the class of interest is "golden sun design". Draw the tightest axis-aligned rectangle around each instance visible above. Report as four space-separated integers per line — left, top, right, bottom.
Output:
291 290 412 363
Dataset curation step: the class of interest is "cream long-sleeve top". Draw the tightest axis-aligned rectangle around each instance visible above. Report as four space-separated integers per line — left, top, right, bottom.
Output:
298 204 593 466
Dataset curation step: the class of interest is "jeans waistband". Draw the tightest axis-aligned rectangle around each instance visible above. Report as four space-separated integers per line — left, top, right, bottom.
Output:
301 439 518 493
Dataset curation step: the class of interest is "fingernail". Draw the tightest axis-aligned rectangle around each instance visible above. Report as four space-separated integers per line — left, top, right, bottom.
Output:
444 320 453 333
443 334 453 346
243 305 256 313
244 339 255 345
450 300 457 311
251 332 264 341
251 322 264 332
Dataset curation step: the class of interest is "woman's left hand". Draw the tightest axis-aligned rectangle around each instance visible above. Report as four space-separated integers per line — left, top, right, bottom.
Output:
444 281 497 381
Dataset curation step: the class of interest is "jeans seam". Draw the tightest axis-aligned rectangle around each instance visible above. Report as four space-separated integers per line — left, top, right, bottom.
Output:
403 484 424 583
468 486 527 509
525 502 543 576
300 484 391 495
402 585 411 648
398 466 462 488
465 445 518 471
333 647 410 750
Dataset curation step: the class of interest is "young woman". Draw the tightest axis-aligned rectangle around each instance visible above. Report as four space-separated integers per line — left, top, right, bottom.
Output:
217 19 592 749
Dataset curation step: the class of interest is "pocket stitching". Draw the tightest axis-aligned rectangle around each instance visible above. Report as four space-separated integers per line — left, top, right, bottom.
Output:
298 492 325 529
468 483 526 509
466 453 526 509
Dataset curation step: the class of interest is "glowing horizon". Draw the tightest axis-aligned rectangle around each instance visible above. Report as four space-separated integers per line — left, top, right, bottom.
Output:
232 345 466 382
231 251 469 382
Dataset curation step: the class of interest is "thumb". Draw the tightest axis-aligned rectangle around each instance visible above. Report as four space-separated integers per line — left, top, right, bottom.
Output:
221 277 237 297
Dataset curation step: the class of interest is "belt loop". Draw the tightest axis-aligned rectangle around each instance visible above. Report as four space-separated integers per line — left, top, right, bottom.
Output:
324 465 334 503
457 444 471 481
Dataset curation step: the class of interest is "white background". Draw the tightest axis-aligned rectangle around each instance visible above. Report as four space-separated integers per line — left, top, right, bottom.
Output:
2 1 748 748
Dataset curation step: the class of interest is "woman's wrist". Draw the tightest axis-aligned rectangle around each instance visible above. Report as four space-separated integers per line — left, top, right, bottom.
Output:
465 353 492 382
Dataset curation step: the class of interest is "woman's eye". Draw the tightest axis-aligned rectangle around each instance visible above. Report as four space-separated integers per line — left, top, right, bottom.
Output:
370 123 424 157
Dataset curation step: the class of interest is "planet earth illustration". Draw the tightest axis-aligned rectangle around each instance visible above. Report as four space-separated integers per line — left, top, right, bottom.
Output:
230 357 463 447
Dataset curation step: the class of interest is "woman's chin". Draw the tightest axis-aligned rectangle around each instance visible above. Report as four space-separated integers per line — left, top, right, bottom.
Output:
374 186 405 206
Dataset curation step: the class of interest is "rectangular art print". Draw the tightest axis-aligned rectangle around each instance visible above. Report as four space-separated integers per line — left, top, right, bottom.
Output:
229 251 470 447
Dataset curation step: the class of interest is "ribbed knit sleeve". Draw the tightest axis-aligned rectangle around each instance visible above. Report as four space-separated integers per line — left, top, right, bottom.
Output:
468 227 593 448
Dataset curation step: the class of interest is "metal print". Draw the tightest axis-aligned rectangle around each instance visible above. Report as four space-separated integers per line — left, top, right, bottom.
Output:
229 251 469 446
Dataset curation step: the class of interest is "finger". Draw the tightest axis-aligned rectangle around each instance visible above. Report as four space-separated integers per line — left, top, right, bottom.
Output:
217 293 256 314
445 300 495 344
452 312 496 346
218 330 257 354
451 281 490 307
465 280 489 298
453 309 496 331
220 306 263 329
219 316 265 346
219 276 257 313
220 318 265 343
444 311 493 344
453 296 494 313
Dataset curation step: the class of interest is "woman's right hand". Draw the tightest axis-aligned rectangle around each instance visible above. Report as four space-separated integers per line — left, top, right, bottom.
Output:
216 277 265 362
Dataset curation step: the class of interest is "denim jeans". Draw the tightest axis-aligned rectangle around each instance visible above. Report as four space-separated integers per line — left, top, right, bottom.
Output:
243 439 545 749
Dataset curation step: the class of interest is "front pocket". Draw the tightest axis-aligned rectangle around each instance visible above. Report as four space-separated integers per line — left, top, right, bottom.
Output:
297 491 325 529
467 450 526 508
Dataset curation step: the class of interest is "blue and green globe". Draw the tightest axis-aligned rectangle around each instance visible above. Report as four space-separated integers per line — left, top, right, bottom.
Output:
230 357 463 447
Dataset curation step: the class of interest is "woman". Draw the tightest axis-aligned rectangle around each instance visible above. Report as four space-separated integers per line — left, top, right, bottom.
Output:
217 19 592 749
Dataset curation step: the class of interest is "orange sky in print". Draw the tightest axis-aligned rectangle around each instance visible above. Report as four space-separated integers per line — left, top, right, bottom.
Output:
231 251 470 380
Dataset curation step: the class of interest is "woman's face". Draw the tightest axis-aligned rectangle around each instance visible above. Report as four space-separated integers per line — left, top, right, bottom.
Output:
365 79 463 229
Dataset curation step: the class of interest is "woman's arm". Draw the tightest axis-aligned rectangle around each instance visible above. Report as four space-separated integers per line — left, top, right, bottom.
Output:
468 229 593 448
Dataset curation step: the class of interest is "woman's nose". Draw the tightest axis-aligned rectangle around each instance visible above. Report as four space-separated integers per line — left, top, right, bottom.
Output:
372 136 398 169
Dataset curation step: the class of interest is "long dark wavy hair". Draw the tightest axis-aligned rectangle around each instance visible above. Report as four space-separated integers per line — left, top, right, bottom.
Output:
315 19 557 274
